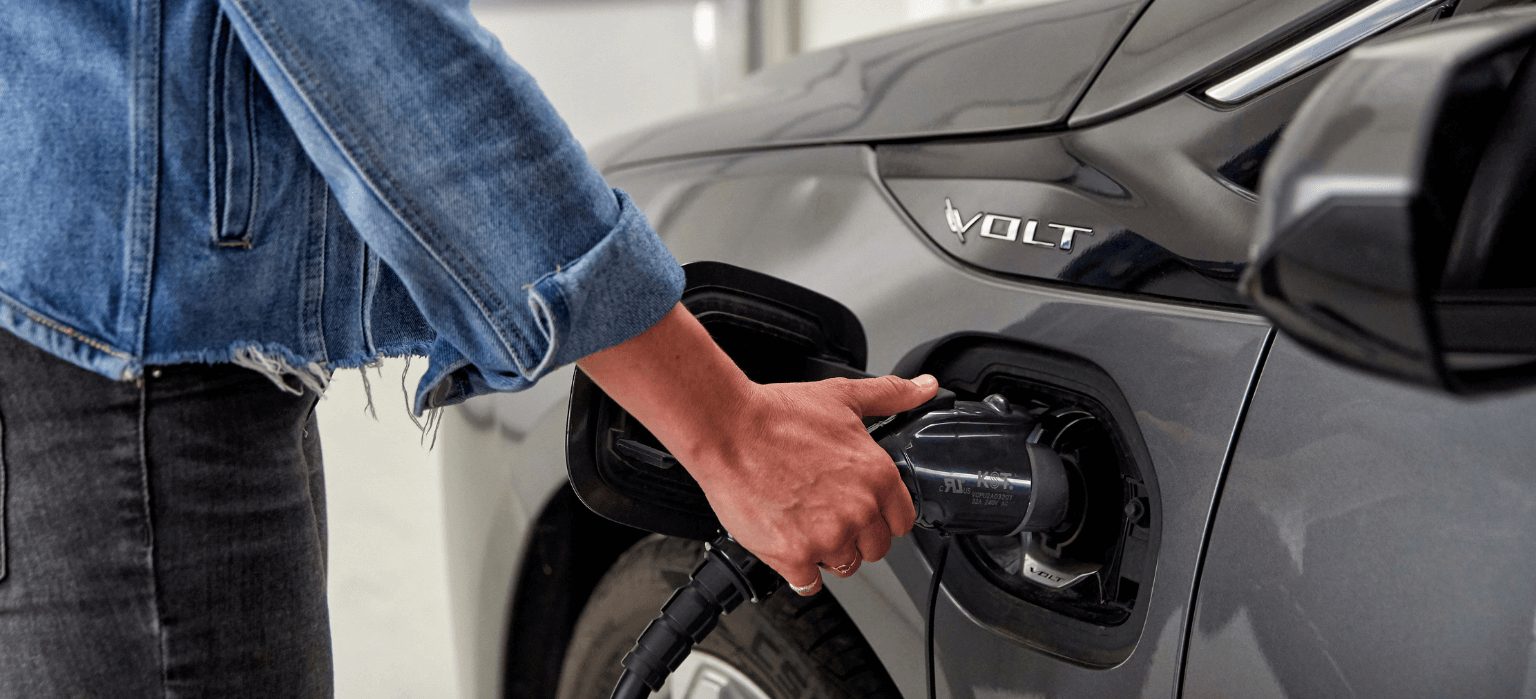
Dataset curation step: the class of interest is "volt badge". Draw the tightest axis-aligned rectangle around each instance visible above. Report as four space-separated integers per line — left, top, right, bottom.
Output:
944 198 1093 251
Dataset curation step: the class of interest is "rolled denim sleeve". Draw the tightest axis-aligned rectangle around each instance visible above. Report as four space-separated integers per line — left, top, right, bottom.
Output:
218 0 684 412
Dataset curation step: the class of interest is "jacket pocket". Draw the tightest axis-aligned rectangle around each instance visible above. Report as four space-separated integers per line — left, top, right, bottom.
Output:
208 12 258 249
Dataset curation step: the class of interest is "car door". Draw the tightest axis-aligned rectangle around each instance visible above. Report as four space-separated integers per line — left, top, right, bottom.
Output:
1183 336 1536 698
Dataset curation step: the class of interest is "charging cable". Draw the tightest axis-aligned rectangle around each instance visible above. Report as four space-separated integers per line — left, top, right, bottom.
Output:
926 536 951 699
609 537 781 699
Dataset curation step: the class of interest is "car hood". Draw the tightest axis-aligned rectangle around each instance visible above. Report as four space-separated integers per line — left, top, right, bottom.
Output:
594 0 1147 170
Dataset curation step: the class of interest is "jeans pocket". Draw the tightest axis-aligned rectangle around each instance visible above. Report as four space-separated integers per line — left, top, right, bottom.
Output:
208 11 258 250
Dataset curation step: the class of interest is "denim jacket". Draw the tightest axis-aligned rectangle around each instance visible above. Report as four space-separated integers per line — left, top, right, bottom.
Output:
0 1 684 412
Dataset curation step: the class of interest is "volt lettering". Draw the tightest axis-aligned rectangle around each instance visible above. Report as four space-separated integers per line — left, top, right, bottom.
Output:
944 198 1093 252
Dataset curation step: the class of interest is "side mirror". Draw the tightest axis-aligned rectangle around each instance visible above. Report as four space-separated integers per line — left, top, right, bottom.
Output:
1246 9 1536 394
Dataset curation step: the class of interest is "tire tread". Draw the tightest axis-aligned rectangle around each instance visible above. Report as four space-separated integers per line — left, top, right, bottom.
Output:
556 535 900 699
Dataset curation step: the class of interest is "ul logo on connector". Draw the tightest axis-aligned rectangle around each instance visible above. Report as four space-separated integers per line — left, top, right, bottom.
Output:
940 478 968 494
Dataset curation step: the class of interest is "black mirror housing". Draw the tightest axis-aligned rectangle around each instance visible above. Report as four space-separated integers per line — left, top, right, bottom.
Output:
1246 8 1536 394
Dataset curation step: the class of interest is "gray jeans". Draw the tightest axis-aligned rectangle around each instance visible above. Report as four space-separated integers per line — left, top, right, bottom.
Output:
0 331 332 696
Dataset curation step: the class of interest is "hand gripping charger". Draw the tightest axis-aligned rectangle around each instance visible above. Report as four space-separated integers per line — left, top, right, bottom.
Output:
590 388 1074 698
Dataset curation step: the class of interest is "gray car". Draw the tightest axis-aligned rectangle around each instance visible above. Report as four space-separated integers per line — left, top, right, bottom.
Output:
445 1 1536 696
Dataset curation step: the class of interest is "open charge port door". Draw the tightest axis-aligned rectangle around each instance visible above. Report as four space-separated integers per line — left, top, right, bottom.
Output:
894 336 1159 666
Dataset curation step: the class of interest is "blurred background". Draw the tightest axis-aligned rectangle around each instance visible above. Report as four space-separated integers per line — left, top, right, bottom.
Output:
316 1 1022 696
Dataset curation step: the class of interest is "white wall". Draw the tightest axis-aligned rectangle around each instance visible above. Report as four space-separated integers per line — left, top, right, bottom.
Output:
323 360 463 698
798 0 1037 50
472 1 715 147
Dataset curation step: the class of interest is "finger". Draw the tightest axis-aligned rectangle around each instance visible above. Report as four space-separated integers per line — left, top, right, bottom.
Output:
883 484 918 537
774 561 824 597
857 523 893 564
820 544 863 578
837 374 940 417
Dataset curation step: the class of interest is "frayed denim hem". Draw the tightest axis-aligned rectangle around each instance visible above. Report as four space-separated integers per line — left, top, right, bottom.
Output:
0 304 437 417
150 340 440 439
145 341 431 391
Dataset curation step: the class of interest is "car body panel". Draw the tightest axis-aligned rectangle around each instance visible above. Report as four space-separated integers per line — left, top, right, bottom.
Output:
1072 0 1527 124
602 145 1270 696
1071 0 1361 124
1183 335 1536 697
876 79 1315 307
592 0 1144 170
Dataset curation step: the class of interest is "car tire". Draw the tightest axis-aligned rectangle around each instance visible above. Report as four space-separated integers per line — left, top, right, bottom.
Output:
555 535 901 699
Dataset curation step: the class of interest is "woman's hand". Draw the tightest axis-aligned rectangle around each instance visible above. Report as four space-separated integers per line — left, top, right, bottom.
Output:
577 304 937 595
677 375 937 595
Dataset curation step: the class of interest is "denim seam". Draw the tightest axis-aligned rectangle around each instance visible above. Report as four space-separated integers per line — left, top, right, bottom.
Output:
205 16 223 244
0 290 132 360
218 25 235 244
243 59 260 245
316 175 330 358
135 379 170 698
301 170 328 359
297 397 325 580
0 404 7 583
220 37 234 241
124 0 162 366
224 0 537 372
361 250 378 356
211 27 256 251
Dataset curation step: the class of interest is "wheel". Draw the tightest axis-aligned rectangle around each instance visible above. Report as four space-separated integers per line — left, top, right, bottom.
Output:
555 535 901 699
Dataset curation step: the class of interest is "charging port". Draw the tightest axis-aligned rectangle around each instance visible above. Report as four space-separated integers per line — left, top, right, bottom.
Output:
967 402 1152 627
896 335 1159 666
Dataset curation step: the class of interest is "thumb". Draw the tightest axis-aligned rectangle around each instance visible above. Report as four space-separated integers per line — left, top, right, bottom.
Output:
840 374 939 416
